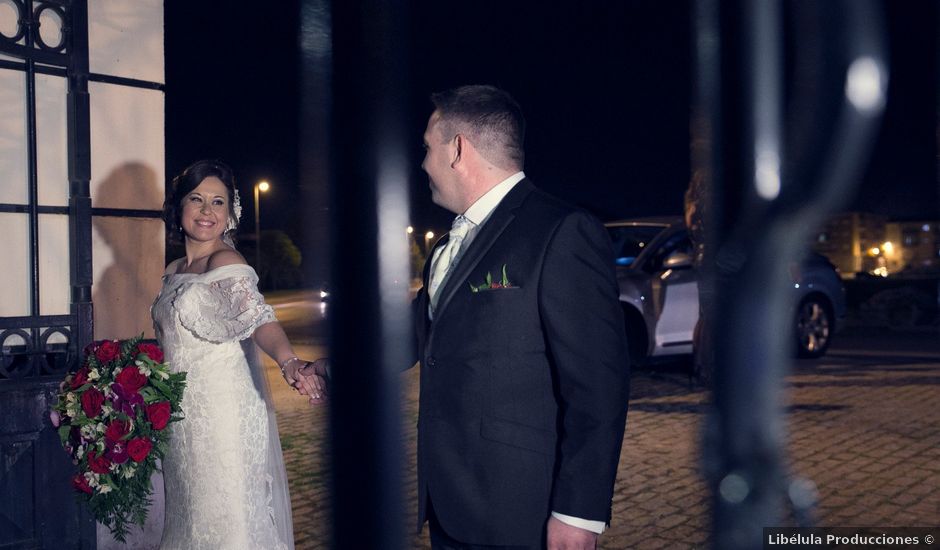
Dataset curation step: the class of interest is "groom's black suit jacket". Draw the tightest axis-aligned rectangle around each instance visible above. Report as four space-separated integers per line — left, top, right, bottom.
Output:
411 179 630 546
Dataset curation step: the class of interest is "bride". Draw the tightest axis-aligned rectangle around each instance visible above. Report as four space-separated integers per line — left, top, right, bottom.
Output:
151 159 327 549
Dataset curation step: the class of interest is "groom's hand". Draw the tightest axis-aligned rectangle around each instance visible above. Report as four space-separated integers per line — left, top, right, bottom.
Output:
546 516 598 550
298 358 331 406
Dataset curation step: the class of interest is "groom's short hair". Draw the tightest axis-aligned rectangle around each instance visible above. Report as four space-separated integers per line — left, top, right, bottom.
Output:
431 85 525 171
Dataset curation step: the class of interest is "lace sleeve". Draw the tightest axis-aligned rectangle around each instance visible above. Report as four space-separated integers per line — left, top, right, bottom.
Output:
174 276 278 343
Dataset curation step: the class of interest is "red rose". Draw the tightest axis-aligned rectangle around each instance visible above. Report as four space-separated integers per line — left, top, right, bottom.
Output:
70 366 90 389
115 366 147 393
83 340 100 357
87 449 112 474
104 419 130 445
127 438 153 462
80 387 105 418
146 401 172 431
136 342 164 363
96 340 121 363
72 474 93 494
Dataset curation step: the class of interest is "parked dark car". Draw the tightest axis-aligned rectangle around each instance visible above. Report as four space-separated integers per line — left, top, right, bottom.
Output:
606 217 845 363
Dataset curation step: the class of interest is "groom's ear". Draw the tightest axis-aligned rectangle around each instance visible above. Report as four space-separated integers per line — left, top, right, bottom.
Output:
451 134 464 168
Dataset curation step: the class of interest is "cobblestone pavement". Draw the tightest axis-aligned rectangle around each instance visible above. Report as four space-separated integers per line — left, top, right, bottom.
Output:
268 325 940 549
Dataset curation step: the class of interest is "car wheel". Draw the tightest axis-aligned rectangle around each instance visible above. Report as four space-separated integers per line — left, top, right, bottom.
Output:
795 295 833 358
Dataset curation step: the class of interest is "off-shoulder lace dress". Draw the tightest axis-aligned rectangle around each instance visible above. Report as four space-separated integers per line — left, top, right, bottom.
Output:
151 264 293 550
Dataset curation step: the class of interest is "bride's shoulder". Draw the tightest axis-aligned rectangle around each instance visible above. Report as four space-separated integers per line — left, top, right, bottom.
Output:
164 257 186 276
206 248 248 271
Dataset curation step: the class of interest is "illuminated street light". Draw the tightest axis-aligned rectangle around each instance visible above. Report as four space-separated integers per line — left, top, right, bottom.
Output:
868 247 880 256
254 180 270 270
406 226 414 234
424 231 435 254
882 241 894 255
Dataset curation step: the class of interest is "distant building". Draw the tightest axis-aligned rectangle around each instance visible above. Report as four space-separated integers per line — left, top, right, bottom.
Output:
813 212 888 276
813 213 940 278
887 220 940 275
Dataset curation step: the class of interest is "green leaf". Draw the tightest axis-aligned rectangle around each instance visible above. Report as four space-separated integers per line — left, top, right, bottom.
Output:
139 387 158 403
58 425 71 446
485 272 492 285
501 264 509 286
149 377 173 398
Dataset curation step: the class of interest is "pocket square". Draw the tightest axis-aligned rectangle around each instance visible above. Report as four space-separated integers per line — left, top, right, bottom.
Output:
469 264 516 293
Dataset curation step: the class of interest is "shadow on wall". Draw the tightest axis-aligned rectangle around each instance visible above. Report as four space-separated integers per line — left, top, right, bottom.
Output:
91 162 167 550
92 162 165 342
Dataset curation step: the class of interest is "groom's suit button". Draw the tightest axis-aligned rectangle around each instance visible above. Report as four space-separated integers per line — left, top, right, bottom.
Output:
427 357 437 367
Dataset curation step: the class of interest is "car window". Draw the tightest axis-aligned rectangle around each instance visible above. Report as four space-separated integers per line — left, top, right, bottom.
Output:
606 225 667 267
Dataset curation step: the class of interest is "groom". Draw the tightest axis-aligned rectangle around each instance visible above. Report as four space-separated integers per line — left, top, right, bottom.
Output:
412 85 630 549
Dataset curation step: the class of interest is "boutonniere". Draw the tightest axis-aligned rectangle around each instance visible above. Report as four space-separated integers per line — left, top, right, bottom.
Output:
469 264 515 292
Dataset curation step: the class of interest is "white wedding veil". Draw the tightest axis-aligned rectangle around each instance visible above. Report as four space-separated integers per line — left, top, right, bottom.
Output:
242 339 295 549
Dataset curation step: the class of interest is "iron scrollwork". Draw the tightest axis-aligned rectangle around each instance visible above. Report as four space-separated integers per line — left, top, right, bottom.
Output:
0 0 71 60
0 326 75 380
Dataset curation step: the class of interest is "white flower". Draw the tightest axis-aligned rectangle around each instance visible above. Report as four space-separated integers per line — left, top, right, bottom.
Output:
66 392 77 404
101 404 113 417
138 364 152 377
97 484 112 494
109 462 119 473
88 368 100 381
76 446 85 460
156 370 170 381
80 425 96 440
96 422 106 433
123 466 137 479
84 472 99 488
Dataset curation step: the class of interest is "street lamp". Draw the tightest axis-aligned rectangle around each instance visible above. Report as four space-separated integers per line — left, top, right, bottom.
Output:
424 231 434 254
254 180 270 270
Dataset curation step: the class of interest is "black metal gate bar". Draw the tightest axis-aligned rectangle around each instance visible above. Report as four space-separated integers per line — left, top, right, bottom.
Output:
316 0 410 547
66 0 92 379
699 1 889 548
25 0 42 377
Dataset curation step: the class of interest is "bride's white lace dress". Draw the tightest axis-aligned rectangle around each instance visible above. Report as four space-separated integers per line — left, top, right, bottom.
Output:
151 264 294 550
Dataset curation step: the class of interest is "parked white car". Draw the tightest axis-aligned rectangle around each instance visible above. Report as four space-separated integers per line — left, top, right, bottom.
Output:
606 217 845 363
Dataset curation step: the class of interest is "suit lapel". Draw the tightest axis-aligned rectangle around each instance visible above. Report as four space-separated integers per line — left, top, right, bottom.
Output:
433 180 535 319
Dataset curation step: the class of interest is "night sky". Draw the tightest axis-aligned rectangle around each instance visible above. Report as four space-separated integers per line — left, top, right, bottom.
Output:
166 1 937 247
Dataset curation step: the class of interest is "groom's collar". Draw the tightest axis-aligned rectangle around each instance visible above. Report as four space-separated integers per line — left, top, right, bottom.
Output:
461 171 525 227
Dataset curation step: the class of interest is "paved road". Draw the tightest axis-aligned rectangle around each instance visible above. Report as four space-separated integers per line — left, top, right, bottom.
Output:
265 293 940 549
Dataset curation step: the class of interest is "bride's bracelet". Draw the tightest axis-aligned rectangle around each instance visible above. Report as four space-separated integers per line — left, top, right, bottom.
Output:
279 356 304 374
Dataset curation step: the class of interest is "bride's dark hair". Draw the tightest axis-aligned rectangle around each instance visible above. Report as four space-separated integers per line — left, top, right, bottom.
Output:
163 159 238 245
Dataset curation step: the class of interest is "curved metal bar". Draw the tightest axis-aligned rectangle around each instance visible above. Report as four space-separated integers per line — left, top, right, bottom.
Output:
39 326 72 374
701 1 889 548
0 0 27 42
32 3 68 53
0 328 35 379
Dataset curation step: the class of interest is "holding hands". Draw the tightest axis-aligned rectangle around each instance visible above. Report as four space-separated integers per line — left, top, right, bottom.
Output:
280 357 330 405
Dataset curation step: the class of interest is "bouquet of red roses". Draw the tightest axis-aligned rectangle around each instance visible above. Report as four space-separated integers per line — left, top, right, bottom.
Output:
51 335 186 542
